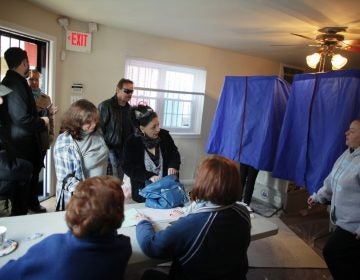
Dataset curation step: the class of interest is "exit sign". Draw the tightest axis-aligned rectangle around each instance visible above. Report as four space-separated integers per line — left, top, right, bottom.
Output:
66 30 92 53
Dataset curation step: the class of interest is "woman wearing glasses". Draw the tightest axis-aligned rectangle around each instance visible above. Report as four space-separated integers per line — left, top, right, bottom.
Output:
122 104 181 202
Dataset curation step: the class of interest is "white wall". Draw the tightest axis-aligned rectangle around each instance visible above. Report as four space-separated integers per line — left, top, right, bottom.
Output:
0 0 282 189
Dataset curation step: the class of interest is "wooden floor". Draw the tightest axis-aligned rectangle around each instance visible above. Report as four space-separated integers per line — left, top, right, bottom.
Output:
247 205 332 280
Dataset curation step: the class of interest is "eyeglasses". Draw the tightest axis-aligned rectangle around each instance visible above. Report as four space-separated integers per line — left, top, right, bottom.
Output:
122 88 134 94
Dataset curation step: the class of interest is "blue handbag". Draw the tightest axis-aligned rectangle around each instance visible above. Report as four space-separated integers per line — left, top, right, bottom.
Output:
139 175 189 209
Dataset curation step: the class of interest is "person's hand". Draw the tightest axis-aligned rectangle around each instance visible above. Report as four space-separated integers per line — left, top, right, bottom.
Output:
307 196 316 209
356 234 360 240
121 184 132 199
150 175 161 182
48 104 58 115
41 116 49 126
135 213 149 224
168 168 178 175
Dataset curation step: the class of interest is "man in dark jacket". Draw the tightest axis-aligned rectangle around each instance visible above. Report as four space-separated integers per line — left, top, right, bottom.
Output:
0 84 33 216
0 47 49 213
98 78 134 179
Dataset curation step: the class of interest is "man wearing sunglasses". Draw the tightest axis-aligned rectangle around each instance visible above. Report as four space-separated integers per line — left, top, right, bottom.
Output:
98 78 134 180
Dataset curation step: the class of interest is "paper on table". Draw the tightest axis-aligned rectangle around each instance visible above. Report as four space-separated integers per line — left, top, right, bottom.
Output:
122 207 178 228
137 208 177 223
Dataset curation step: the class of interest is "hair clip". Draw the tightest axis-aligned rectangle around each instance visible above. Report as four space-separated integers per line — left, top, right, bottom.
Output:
135 108 154 120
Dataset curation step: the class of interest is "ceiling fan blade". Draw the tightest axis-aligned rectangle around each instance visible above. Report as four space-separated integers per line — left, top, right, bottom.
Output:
290 33 316 41
346 28 360 34
270 44 307 46
343 39 360 46
340 40 360 52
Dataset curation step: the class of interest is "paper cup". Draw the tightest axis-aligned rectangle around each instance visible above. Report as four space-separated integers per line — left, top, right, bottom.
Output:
0 226 6 246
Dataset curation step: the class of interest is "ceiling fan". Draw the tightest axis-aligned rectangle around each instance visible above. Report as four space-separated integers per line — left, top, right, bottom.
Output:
291 26 360 53
285 26 360 71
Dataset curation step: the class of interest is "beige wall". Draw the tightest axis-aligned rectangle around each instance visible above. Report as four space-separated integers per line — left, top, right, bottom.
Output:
0 0 282 188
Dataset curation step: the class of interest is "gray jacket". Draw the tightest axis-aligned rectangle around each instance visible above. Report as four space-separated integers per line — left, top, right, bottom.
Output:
310 148 360 236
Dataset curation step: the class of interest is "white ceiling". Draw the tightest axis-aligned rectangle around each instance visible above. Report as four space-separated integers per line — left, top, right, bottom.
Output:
29 0 360 70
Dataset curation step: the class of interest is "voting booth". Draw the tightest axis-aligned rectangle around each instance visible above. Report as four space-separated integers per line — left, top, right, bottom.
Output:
273 70 360 195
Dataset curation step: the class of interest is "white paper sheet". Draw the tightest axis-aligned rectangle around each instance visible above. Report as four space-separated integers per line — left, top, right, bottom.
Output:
122 207 178 228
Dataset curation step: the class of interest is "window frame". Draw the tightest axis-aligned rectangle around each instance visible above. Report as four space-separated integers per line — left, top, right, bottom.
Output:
125 57 206 136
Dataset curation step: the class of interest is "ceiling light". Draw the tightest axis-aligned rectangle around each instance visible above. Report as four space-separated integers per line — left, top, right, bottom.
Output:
306 53 321 69
306 51 348 72
331 54 348 70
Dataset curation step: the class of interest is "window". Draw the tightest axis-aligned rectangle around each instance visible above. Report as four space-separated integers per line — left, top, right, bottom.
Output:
282 66 304 84
125 58 206 135
0 29 48 92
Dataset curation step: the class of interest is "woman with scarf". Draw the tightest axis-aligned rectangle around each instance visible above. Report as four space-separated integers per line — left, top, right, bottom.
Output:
54 99 108 210
135 155 251 280
122 104 181 202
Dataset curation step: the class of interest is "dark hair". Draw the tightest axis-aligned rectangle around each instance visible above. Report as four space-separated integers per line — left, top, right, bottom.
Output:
59 99 99 140
4 47 28 69
129 104 158 129
117 78 133 89
65 176 125 238
190 155 242 205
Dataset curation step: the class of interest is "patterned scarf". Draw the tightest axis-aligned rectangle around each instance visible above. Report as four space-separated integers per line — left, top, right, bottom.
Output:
135 129 161 149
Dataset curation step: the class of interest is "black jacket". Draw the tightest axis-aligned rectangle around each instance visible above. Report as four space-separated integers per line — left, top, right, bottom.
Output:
0 70 46 164
122 129 181 202
0 129 33 196
98 96 133 151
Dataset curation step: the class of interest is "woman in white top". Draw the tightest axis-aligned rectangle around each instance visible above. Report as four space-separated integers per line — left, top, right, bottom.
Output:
54 99 109 210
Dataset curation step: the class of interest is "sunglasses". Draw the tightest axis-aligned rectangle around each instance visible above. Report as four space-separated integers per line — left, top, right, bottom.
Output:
122 88 134 94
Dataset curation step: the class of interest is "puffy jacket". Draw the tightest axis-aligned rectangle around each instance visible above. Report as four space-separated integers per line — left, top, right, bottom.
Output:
98 95 133 151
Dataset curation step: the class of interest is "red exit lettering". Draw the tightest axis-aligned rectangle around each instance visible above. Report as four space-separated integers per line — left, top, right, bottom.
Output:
68 32 88 47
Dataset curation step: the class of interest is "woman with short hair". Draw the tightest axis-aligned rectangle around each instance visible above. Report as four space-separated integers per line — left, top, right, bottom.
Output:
54 99 109 210
308 119 360 280
136 155 251 280
0 176 131 280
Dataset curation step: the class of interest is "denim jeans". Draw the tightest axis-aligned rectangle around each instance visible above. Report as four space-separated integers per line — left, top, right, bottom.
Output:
108 149 124 180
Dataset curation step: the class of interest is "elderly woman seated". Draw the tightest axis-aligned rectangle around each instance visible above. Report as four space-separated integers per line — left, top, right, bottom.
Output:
0 176 132 280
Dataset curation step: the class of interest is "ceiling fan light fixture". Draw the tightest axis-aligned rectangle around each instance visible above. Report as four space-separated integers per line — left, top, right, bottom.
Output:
306 53 321 69
331 54 348 70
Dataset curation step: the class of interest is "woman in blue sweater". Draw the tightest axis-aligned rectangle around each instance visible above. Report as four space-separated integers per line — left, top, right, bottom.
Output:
0 176 132 280
136 155 251 280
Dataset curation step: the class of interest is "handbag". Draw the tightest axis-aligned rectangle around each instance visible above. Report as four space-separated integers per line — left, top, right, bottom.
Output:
139 175 189 209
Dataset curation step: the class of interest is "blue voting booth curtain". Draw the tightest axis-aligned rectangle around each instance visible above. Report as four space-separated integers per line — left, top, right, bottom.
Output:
206 76 290 171
272 70 360 194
